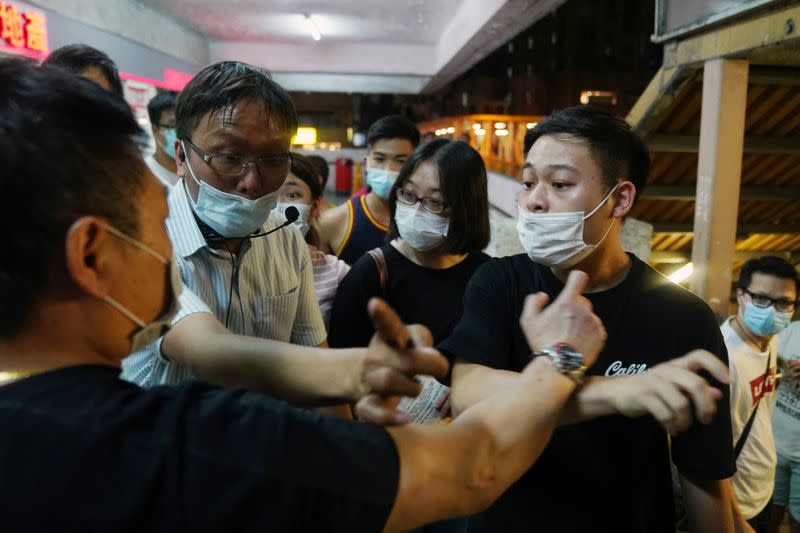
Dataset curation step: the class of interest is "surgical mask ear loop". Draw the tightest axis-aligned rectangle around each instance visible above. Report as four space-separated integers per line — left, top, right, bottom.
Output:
583 182 621 247
583 181 622 221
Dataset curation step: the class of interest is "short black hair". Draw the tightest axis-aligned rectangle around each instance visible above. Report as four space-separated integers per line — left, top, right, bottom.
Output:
176 61 297 141
289 153 323 200
42 43 124 97
0 58 146 338
388 139 490 254
148 91 178 126
524 106 651 200
367 115 420 149
305 154 330 189
738 256 800 294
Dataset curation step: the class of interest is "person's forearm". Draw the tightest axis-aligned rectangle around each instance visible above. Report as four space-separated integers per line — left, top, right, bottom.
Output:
558 376 622 425
455 358 576 496
731 497 755 533
385 358 575 532
454 366 629 426
450 363 522 416
163 318 364 405
681 475 735 533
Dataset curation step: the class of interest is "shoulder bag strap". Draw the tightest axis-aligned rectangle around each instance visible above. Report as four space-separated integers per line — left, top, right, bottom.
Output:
366 247 389 297
733 349 772 460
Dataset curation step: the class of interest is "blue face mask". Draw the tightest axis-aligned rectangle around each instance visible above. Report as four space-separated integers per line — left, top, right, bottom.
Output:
161 128 177 160
182 141 279 238
742 302 792 337
366 167 399 200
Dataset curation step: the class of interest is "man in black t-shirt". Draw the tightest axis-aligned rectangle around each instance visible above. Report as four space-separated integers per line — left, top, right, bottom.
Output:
0 58 617 533
441 106 740 533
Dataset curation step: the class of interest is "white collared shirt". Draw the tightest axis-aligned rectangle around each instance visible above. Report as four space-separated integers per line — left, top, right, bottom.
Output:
122 180 327 387
144 154 179 189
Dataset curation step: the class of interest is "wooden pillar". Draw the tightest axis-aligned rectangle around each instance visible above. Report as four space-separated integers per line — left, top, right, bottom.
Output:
690 58 749 318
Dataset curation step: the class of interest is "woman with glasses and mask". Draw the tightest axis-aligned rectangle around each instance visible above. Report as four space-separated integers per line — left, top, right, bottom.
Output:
328 140 490 532
272 153 350 329
329 140 489 351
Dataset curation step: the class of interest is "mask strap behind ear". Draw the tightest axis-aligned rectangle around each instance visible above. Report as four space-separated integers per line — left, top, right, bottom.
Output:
103 295 146 328
584 181 622 220
181 141 203 189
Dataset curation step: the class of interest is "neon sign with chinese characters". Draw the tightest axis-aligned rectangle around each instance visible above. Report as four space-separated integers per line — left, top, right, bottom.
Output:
0 1 48 55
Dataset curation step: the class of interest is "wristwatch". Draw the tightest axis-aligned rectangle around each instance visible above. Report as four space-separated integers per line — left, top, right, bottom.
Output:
532 343 586 385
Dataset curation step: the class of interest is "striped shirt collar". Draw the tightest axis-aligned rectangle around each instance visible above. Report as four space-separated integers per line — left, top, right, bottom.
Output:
166 180 215 259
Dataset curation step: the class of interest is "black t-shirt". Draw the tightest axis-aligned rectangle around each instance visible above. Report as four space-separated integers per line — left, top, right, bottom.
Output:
0 365 398 532
328 243 490 349
439 253 735 533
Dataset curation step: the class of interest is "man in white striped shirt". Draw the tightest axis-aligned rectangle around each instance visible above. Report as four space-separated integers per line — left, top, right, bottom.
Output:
123 61 328 389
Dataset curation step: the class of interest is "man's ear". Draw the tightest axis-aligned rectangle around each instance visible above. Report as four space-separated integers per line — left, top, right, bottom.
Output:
175 140 187 178
611 180 636 218
63 217 116 299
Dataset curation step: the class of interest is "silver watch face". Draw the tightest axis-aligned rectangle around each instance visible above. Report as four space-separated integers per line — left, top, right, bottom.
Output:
555 344 584 370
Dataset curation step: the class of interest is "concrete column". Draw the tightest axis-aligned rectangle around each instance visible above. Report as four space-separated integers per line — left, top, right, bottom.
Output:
690 58 749 318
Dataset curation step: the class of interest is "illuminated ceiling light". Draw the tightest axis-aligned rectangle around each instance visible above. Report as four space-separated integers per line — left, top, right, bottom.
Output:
472 123 481 130
495 129 509 136
304 14 322 41
475 128 487 136
526 122 537 129
494 122 507 129
447 126 455 134
668 263 693 284
292 127 317 145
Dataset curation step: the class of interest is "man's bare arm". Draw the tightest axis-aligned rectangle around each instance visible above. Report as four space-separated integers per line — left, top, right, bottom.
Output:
451 351 729 435
162 312 447 407
680 474 735 533
316 202 348 255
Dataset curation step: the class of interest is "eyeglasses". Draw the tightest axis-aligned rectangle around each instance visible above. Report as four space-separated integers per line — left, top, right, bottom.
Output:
395 188 449 215
744 289 797 313
183 138 293 178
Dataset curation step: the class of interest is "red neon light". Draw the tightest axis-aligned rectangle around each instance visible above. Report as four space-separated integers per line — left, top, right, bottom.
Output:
163 68 193 90
120 69 194 92
0 2 48 54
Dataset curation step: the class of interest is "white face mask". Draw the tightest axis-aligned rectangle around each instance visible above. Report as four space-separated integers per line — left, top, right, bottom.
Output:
517 182 620 269
101 224 183 353
183 141 279 238
395 203 450 252
366 167 399 200
273 202 312 236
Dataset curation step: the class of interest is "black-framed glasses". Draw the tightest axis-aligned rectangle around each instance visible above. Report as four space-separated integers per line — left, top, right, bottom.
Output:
744 289 797 313
183 138 293 177
395 188 449 215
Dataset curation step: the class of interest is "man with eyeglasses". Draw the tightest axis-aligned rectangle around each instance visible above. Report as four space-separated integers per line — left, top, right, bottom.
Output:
123 62 334 406
145 91 180 189
722 256 799 532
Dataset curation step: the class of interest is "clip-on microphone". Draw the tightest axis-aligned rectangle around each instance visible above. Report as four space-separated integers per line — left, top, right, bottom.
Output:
201 206 300 243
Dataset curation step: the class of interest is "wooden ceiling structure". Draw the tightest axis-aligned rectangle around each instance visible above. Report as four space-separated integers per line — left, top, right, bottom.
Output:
627 1 800 292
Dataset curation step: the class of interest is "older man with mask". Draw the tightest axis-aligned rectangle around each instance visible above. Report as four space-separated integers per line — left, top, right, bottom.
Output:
122 62 334 396
0 58 617 532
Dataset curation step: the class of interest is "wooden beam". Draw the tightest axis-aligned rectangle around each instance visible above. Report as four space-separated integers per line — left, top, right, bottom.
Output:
643 185 800 201
652 223 800 234
690 58 749 316
626 65 698 134
662 4 800 69
647 134 800 154
651 250 792 263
